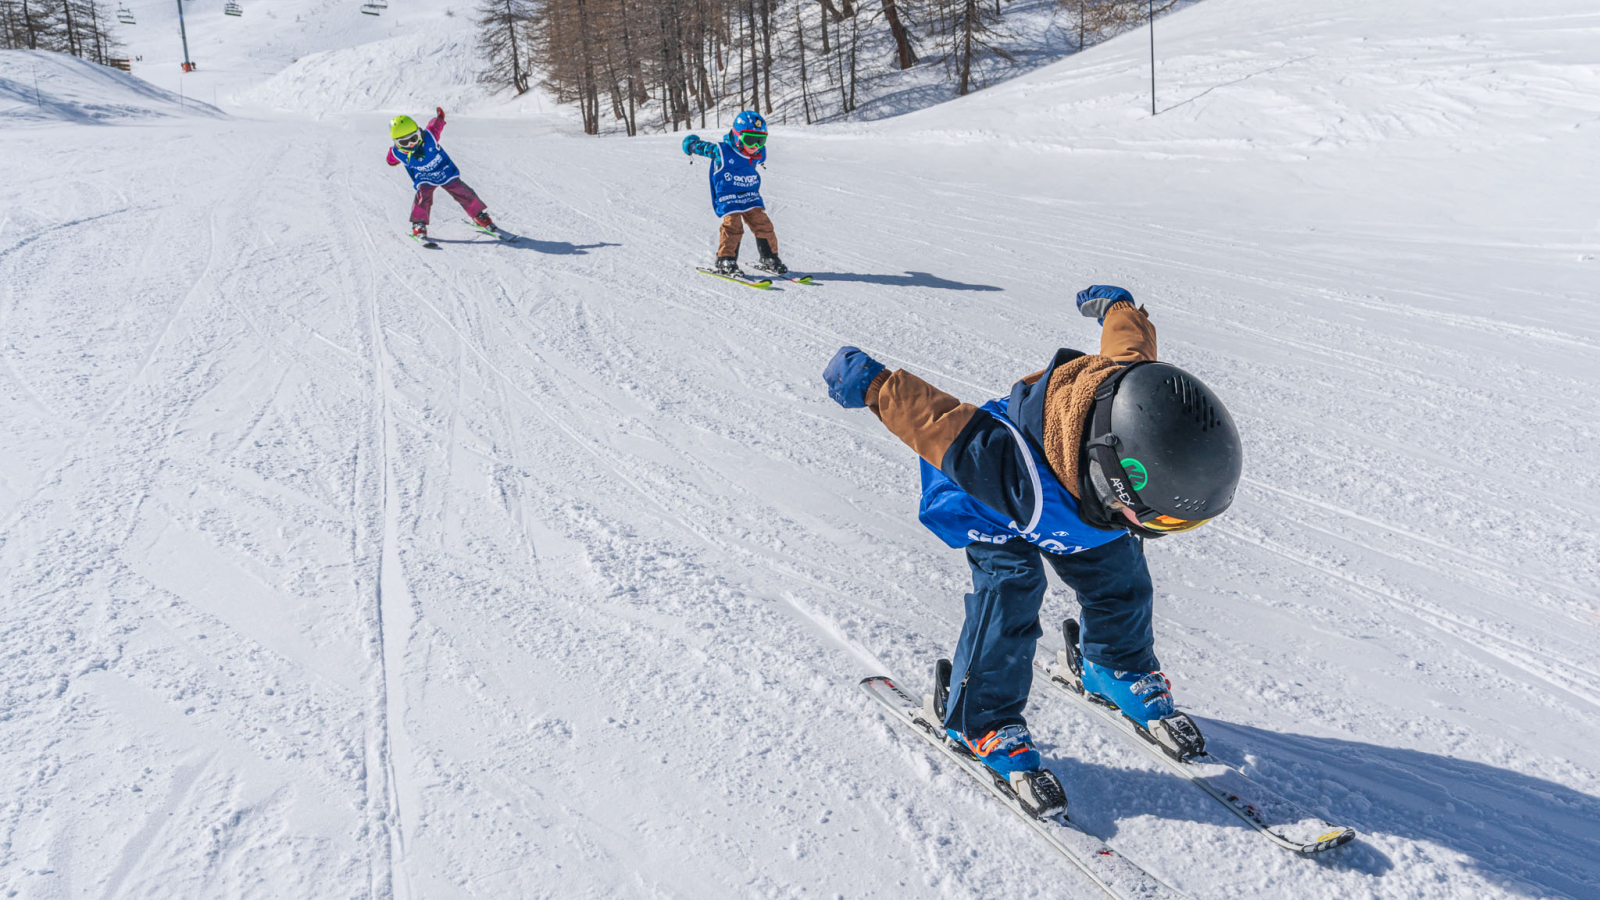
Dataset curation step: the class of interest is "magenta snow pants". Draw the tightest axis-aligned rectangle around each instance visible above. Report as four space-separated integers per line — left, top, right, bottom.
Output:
411 178 486 225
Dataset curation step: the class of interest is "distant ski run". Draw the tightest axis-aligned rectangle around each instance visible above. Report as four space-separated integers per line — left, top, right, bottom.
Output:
860 675 1189 900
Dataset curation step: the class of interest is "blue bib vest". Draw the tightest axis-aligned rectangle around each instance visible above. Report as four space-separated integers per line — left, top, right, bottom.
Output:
709 139 763 216
398 130 461 188
918 397 1126 555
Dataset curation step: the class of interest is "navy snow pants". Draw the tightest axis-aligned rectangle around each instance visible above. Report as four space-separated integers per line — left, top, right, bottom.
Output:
944 533 1157 738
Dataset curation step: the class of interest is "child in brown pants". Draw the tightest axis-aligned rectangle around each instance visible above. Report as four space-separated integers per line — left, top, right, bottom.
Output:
719 209 780 266
682 111 789 277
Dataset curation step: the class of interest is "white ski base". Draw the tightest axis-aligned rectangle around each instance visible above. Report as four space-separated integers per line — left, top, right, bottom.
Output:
860 675 1188 900
1036 656 1357 855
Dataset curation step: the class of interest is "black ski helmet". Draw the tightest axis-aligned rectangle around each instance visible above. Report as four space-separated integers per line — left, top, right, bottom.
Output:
1082 362 1242 534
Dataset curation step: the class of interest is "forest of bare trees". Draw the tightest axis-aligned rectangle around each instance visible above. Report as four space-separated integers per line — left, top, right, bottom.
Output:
0 0 122 65
480 0 1184 135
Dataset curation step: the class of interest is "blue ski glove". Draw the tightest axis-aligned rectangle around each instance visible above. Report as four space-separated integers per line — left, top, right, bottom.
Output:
1076 285 1135 325
824 347 887 409
682 134 700 156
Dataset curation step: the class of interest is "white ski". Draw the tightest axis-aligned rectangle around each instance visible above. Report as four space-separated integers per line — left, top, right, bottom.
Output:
1034 626 1356 855
860 675 1189 900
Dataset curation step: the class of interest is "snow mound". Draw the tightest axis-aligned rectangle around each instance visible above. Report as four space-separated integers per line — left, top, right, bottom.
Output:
232 29 490 115
0 50 223 124
875 0 1600 155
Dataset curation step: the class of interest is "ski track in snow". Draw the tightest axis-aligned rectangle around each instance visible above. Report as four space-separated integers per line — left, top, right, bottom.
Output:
4 1 1600 897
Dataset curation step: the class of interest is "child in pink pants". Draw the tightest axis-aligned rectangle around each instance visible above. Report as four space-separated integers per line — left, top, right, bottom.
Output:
386 106 498 239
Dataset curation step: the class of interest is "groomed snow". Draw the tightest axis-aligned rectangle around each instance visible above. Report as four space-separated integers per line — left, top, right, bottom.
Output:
2 1 1598 899
0 50 221 123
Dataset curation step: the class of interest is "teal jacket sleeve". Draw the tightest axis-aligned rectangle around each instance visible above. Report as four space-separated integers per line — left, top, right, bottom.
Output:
682 135 720 163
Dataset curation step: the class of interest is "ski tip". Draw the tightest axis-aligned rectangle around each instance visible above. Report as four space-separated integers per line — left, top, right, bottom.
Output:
1302 828 1358 853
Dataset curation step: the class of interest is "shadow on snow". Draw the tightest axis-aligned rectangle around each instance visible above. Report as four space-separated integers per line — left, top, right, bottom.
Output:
1043 720 1600 899
431 236 623 255
804 270 1002 292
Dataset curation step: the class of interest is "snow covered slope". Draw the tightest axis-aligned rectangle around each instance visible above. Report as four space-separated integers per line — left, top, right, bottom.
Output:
2 1 1598 900
0 50 222 123
234 30 484 116
113 0 490 111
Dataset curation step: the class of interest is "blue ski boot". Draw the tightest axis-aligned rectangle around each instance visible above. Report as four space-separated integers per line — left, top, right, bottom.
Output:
922 659 1068 818
1058 619 1207 761
1080 661 1175 725
946 723 1042 776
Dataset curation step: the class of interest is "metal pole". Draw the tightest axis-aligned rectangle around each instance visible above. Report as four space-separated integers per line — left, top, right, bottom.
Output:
176 0 193 70
1148 0 1156 115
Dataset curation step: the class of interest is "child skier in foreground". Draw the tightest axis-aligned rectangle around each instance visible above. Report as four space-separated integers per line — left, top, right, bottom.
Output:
386 107 500 242
681 111 789 277
824 287 1243 816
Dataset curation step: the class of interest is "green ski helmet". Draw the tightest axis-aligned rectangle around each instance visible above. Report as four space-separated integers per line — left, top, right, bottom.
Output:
389 115 420 141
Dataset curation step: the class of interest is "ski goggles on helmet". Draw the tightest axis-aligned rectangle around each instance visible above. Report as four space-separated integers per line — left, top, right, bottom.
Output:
736 130 768 150
1129 509 1210 534
396 130 422 150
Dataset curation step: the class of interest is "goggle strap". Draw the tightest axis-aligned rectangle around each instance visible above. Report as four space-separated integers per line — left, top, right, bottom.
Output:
1086 361 1153 514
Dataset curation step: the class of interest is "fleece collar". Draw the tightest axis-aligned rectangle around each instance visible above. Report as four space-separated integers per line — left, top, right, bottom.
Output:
1007 349 1123 500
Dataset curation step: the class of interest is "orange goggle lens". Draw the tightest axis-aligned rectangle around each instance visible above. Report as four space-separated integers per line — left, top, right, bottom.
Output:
1139 514 1210 534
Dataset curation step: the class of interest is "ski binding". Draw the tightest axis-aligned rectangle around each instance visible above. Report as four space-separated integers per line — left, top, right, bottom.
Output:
860 673 1188 900
1037 618 1357 855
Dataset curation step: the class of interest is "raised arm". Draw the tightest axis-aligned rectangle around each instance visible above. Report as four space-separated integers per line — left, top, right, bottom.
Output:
825 349 1039 529
681 134 721 163
865 369 977 468
1076 285 1156 362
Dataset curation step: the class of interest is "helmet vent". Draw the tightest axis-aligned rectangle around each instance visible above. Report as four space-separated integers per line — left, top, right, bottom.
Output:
1166 375 1220 431
1170 496 1208 513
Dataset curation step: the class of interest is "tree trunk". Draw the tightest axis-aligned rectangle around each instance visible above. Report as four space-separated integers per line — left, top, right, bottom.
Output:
957 0 974 95
759 0 772 112
795 0 813 123
61 0 77 57
880 0 915 69
23 0 38 49
847 9 857 112
506 0 527 93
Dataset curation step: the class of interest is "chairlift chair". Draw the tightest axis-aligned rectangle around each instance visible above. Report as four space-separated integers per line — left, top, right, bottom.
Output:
360 2 382 14
224 1 242 15
116 4 134 23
